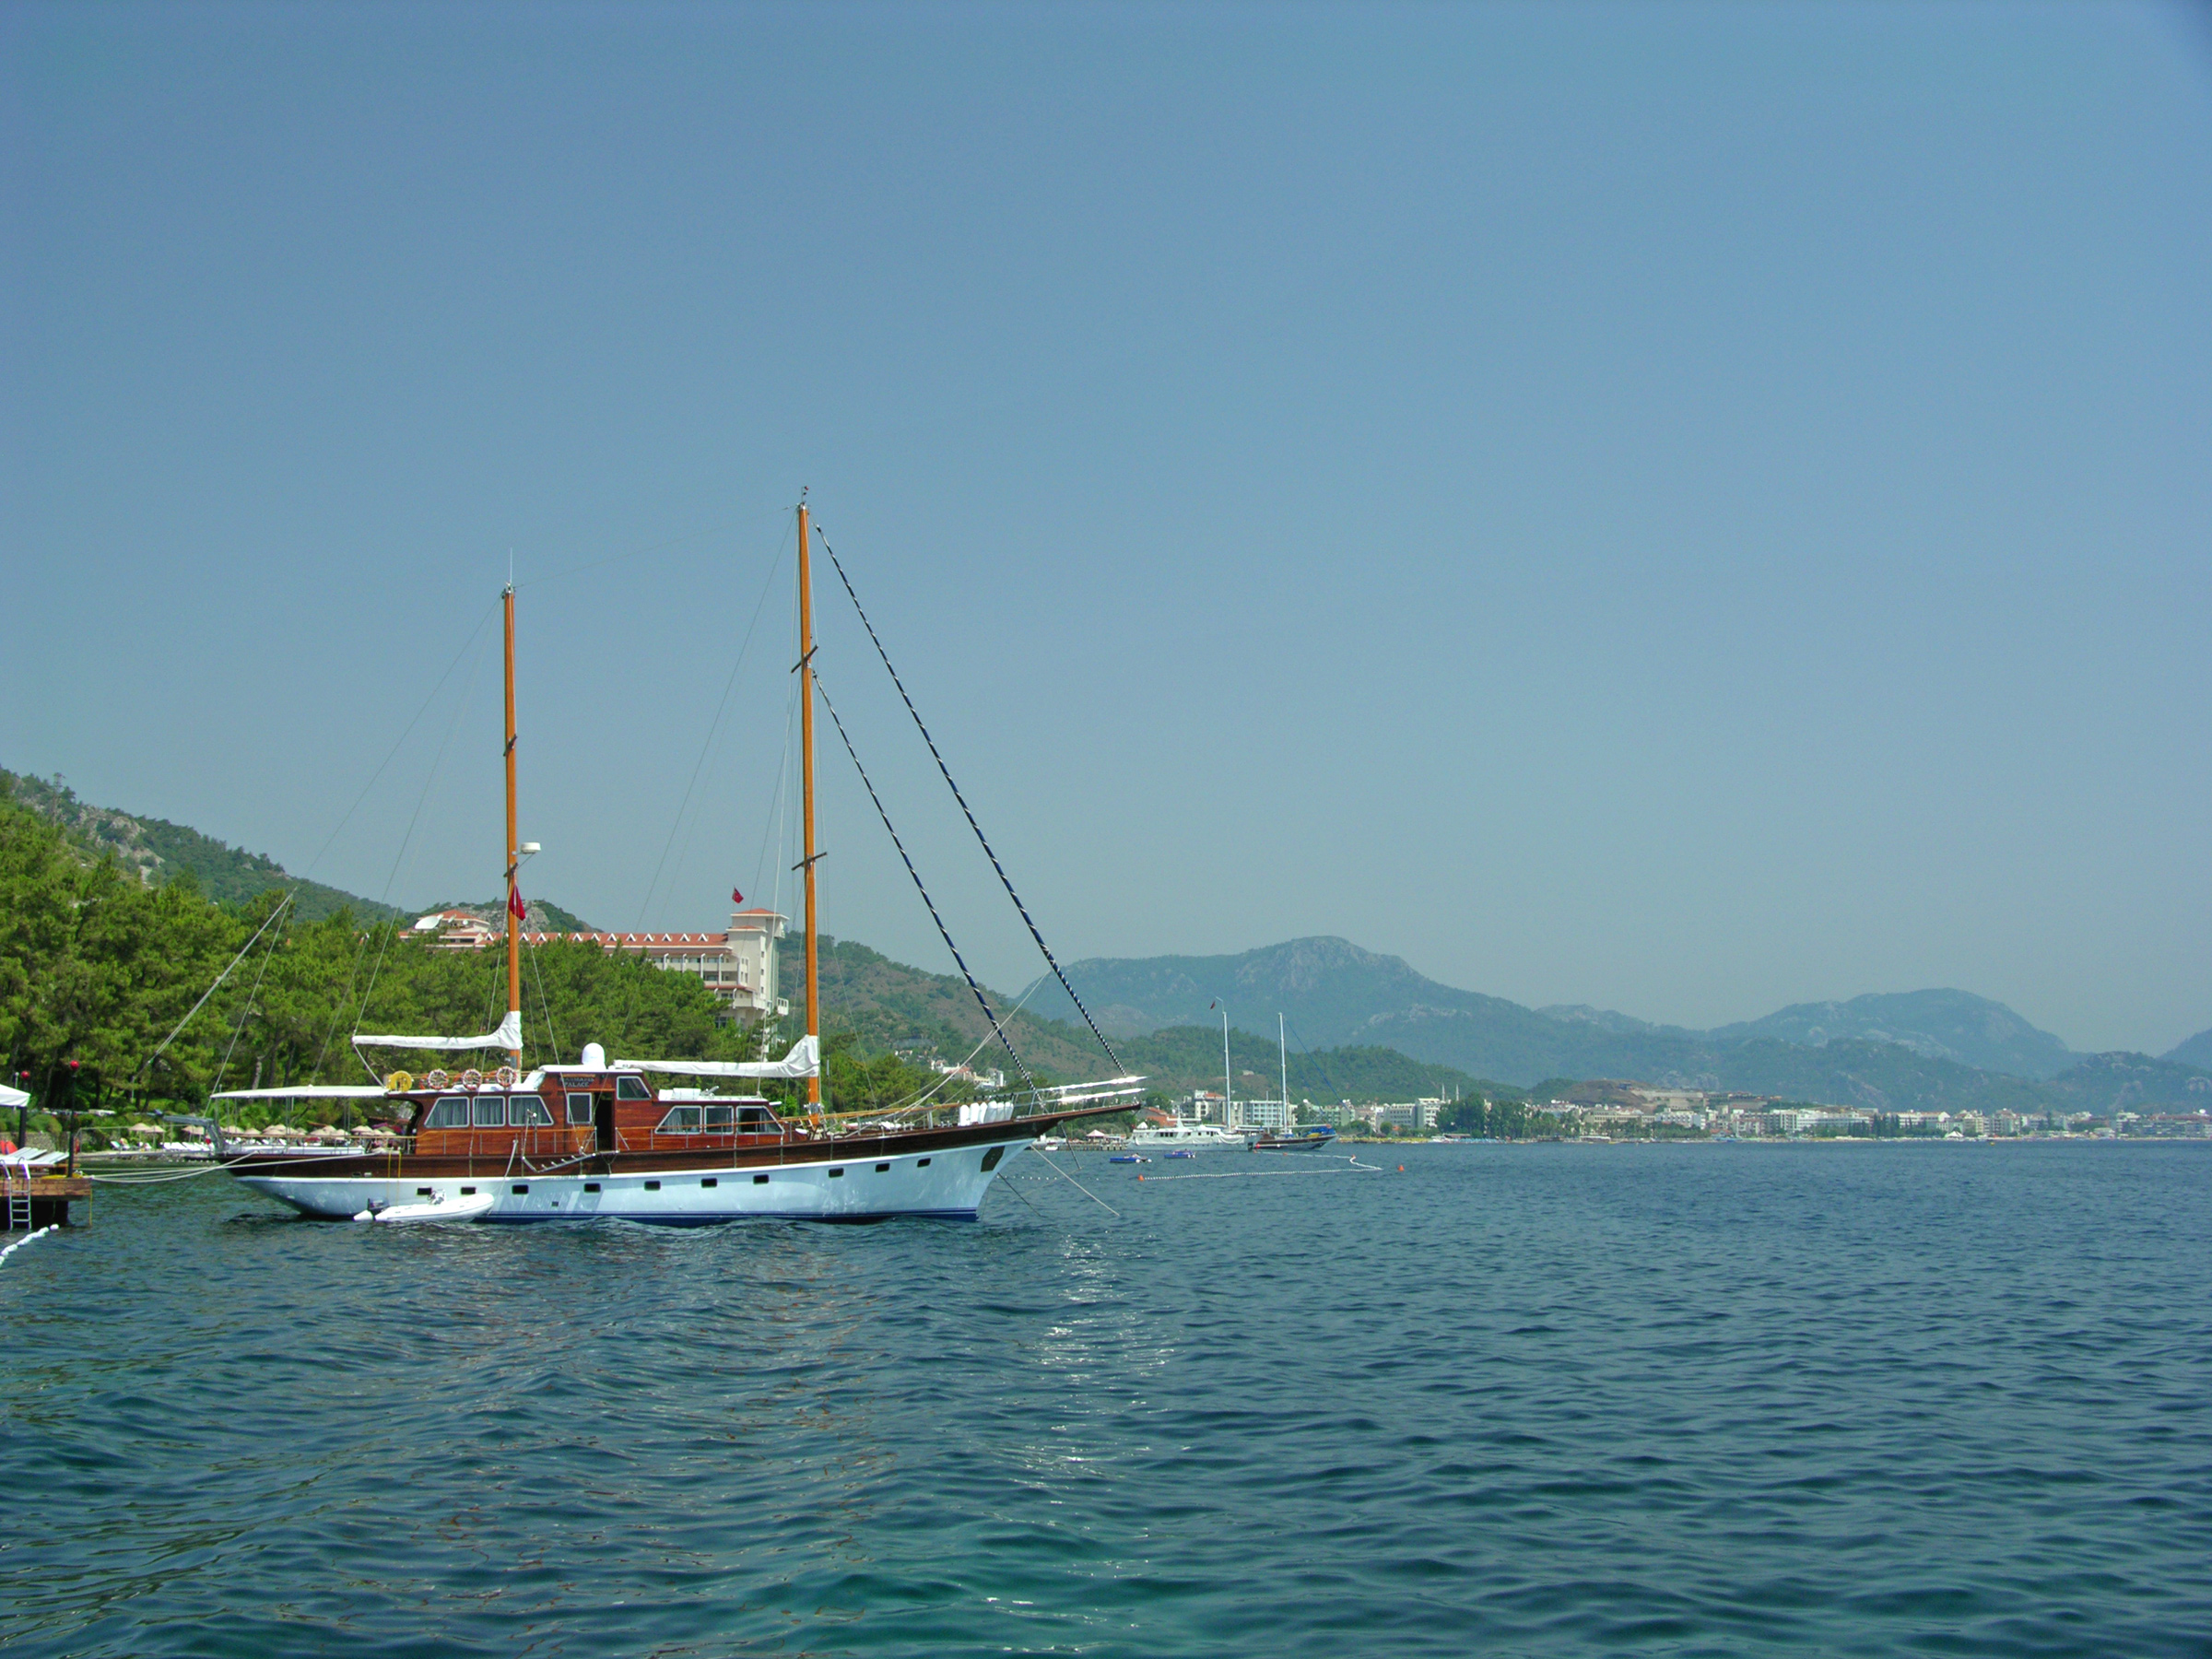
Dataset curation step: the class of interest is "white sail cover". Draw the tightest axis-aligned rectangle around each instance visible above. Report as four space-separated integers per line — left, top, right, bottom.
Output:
352 1010 524 1053
211 1085 393 1101
611 1035 819 1081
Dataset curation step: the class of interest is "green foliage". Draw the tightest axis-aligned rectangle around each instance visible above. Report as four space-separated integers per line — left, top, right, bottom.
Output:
1436 1097 1568 1139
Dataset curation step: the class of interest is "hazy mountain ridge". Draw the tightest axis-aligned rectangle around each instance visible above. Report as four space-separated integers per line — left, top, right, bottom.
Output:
2165 1029 2212 1070
1712 990 2078 1080
1041 936 2121 1089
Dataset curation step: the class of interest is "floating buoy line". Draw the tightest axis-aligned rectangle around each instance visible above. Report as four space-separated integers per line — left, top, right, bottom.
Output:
0 1225 56 1267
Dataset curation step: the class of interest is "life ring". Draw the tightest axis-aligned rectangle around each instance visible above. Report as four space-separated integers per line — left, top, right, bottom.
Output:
460 1067 484 1090
493 1065 519 1088
384 1071 415 1095
425 1069 451 1091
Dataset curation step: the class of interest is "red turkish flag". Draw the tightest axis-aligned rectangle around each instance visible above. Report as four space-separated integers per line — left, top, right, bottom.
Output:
732 887 744 905
508 886 526 921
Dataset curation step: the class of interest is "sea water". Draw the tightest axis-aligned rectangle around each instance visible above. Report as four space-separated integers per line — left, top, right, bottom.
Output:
3 1142 2207 1656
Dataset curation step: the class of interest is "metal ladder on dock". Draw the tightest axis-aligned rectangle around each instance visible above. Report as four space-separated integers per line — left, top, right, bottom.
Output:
4 1161 31 1231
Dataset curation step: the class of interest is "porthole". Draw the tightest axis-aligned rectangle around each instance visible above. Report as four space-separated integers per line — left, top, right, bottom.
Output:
752 1173 769 1184
460 1186 477 1195
512 1183 529 1194
416 1187 433 1196
644 1180 662 1191
583 1182 602 1193
980 1146 1006 1172
701 1178 718 1188
916 1158 931 1168
828 1168 843 1179
875 1162 889 1172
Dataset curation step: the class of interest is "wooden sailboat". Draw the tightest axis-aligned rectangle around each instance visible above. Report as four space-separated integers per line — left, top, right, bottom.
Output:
205 504 1143 1223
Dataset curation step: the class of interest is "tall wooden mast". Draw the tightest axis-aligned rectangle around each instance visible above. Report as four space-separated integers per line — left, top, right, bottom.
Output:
502 582 522 1068
796 502 821 1112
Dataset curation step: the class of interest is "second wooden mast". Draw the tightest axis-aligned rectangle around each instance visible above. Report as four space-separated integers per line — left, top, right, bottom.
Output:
503 582 523 1070
796 502 822 1115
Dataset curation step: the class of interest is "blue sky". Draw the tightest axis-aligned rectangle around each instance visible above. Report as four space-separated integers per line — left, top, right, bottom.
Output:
6 2 2209 1053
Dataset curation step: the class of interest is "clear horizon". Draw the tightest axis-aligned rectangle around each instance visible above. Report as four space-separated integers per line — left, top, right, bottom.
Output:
6 3 2209 1053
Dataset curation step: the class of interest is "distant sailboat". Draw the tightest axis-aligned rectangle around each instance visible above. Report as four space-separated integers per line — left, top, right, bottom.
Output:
1252 1012 1335 1151
1128 1002 1254 1152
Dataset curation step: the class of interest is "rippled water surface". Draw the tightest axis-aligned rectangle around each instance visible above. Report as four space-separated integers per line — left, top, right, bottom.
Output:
6 1142 2210 1656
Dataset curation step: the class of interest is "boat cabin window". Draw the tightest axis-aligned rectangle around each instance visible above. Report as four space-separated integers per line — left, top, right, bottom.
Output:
510 1097 554 1127
657 1105 703 1134
472 1096 506 1127
426 1097 470 1129
565 1091 594 1126
616 1075 653 1101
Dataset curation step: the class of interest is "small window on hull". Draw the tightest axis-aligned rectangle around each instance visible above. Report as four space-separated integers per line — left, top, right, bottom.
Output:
980 1146 1006 1172
752 1173 769 1185
643 1180 661 1191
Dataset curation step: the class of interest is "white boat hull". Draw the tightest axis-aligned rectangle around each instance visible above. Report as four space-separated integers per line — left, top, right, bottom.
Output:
239 1137 1026 1224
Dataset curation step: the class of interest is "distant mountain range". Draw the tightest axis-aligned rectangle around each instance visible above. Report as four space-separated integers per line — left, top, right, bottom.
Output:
1027 936 2212 1112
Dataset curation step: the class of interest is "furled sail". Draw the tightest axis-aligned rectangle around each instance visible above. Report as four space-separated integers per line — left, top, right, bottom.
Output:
610 1035 819 1081
210 1085 394 1101
353 1010 525 1053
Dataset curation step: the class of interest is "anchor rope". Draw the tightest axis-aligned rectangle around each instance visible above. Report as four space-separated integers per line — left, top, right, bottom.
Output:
812 675 1040 1099
818 535 1125 1076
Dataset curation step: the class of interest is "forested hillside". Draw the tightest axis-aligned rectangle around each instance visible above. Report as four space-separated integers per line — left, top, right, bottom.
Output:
2 768 405 924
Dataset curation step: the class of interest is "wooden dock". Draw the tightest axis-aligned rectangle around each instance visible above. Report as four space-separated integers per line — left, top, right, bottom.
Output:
4 1174 89 1230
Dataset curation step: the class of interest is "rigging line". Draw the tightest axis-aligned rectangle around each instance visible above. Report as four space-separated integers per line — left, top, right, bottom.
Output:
309 930 372 1082
211 898 291 1096
862 971 1052 1119
749 676 799 919
812 675 1039 1098
527 934 562 1064
1030 1150 1122 1218
353 622 497 1038
1285 1017 1347 1107
297 599 499 889
635 519 792 929
136 894 294 1079
818 535 1124 1075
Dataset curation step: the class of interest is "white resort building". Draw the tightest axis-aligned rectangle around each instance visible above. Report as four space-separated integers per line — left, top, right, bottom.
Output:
414 904 790 1024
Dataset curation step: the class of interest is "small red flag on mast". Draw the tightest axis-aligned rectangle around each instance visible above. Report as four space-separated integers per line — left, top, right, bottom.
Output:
508 887 526 921
732 887 744 905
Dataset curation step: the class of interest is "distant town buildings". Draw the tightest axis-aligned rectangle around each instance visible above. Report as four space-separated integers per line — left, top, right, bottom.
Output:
412 903 790 1024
